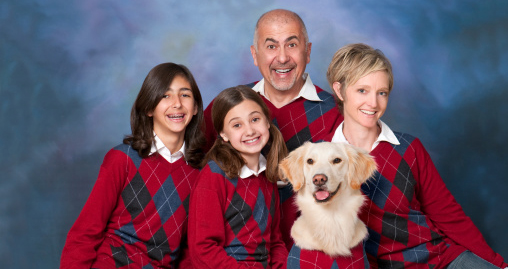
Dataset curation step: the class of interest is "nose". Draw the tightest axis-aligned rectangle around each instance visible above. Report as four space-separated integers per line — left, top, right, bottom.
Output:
245 123 255 135
171 95 182 108
366 92 378 108
277 46 289 64
312 174 328 187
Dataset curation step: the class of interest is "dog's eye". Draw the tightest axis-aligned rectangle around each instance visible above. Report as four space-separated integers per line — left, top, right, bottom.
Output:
333 158 342 164
307 158 314 165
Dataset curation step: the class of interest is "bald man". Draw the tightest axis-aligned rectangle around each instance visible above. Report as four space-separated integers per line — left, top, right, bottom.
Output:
203 9 344 250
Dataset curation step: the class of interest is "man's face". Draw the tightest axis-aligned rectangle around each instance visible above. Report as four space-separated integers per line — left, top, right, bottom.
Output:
250 19 312 93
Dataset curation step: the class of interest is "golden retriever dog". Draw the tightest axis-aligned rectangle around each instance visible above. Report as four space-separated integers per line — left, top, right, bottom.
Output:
279 141 376 257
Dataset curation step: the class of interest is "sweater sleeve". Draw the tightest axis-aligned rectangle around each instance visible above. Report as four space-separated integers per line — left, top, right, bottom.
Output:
60 149 126 269
269 184 289 269
413 139 507 268
188 168 250 269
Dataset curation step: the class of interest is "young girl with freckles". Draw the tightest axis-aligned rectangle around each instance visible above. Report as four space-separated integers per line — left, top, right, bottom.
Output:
324 43 507 269
188 85 289 269
60 62 205 268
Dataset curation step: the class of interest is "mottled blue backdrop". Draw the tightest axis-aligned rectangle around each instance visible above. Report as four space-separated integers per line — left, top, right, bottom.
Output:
1 1 507 268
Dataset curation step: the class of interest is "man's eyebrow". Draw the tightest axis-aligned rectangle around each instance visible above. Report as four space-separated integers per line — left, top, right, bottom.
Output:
285 35 299 43
264 37 278 44
264 35 299 44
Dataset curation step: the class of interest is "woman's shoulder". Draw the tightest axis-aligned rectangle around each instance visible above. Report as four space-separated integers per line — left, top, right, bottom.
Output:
392 131 418 145
389 131 427 155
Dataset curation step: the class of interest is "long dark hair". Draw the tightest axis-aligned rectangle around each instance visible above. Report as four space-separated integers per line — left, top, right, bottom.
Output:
123 62 205 168
205 85 287 183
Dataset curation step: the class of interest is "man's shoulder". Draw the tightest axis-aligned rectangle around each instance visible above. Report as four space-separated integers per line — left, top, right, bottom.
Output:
314 84 332 96
245 81 258 88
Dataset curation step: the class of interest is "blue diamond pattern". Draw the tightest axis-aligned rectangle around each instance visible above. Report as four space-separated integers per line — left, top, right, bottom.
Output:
253 189 268 233
152 174 180 224
224 237 249 261
362 172 391 210
115 221 139 244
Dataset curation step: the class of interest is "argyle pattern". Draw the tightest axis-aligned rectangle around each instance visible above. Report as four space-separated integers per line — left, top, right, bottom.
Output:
287 243 369 269
359 133 448 268
254 85 343 153
191 161 281 267
91 144 198 268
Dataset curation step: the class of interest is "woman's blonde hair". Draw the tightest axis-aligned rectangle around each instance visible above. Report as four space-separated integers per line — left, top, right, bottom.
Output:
326 43 394 113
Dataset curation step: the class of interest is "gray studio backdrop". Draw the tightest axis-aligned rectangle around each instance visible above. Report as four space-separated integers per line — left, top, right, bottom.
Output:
1 0 507 268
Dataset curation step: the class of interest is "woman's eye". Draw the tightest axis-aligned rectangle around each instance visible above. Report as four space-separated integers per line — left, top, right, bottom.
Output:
358 89 365 93
162 95 169 99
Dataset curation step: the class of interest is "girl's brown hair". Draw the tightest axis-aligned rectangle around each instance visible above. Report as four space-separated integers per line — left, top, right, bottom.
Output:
123 62 205 168
205 85 287 183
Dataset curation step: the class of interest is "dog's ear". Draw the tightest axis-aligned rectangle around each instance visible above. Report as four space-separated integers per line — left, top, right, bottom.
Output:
345 144 377 190
278 143 308 192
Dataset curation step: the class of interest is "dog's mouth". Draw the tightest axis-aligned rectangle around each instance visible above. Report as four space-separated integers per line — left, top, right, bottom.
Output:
313 182 341 203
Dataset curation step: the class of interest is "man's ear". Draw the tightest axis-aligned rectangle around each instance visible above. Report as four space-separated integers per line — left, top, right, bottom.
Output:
306 42 312 64
332 82 344 101
250 45 259 67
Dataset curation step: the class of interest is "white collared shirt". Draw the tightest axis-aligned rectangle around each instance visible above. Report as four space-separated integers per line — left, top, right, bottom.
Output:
331 120 400 151
251 73 322 103
149 134 185 163
239 154 267 179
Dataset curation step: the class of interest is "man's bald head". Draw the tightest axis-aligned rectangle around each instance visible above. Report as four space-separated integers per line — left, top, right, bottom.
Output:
253 9 309 51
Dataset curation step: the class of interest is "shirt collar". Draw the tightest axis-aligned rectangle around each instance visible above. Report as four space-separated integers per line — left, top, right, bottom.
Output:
239 154 267 179
331 120 400 150
149 133 186 163
251 73 322 102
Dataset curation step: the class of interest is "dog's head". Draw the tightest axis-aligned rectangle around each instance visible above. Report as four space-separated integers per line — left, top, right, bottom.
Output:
278 142 377 203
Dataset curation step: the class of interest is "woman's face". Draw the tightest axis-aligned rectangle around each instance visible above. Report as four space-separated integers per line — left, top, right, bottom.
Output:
333 71 390 131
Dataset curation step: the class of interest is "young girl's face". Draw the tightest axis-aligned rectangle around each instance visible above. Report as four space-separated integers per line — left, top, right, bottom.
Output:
149 75 198 140
220 99 270 164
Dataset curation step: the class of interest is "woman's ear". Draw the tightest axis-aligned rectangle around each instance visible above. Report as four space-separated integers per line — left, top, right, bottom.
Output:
147 111 153 117
332 82 344 101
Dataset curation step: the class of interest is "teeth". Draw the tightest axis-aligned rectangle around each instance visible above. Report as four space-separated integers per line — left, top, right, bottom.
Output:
275 69 291 74
360 110 375 115
244 138 259 143
168 114 184 119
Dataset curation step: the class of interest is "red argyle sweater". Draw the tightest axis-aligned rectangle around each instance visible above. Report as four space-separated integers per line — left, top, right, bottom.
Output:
204 83 344 250
188 161 288 269
287 243 369 269
61 144 199 269
326 133 506 269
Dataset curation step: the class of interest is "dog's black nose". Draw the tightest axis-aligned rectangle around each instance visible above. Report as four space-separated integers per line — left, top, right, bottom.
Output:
313 174 328 186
